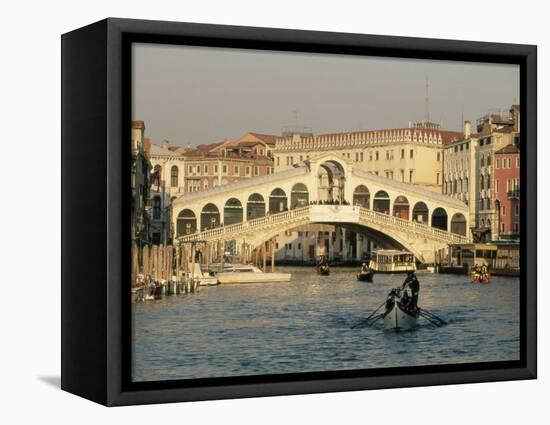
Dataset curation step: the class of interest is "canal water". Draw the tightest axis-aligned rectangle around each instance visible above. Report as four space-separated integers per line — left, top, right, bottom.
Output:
132 269 520 382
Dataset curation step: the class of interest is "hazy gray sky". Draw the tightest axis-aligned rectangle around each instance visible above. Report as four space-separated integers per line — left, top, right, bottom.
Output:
132 43 519 147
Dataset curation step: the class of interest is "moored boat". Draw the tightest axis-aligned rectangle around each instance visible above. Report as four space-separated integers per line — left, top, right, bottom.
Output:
216 264 291 284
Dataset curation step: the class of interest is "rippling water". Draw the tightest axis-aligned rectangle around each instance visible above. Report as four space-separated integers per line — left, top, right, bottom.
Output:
132 269 520 382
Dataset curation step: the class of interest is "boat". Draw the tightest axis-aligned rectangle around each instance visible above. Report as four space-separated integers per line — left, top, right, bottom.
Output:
369 249 416 273
384 290 418 330
186 262 219 286
317 263 330 276
216 264 291 284
356 269 374 282
426 265 436 273
471 272 491 284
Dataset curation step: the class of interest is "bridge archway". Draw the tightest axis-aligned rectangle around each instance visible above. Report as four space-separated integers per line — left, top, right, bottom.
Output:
431 207 448 231
247 193 265 220
353 185 370 208
393 195 410 219
373 190 390 214
412 201 429 225
318 160 345 203
176 209 196 236
269 188 288 213
290 183 309 209
450 212 467 236
224 198 243 225
200 203 220 230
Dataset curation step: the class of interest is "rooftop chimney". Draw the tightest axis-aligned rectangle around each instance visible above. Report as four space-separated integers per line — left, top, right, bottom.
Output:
464 120 472 139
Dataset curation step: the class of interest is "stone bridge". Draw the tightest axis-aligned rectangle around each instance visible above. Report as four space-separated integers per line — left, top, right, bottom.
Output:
172 153 470 263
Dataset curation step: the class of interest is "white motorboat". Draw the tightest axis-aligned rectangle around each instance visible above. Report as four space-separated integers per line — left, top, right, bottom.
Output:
186 262 219 286
216 264 291 284
369 249 416 273
384 301 418 331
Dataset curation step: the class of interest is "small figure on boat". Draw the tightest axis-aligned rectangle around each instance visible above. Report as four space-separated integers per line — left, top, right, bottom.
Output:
401 269 420 309
356 262 374 282
383 286 419 330
471 263 491 283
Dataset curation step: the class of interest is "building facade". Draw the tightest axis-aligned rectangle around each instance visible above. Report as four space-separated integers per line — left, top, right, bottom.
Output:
494 144 520 239
443 106 520 242
273 121 462 193
131 121 152 245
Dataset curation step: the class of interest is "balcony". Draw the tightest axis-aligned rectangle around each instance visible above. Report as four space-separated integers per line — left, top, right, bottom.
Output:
507 189 520 199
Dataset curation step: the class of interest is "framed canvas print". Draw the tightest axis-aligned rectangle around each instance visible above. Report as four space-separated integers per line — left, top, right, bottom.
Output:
61 18 537 406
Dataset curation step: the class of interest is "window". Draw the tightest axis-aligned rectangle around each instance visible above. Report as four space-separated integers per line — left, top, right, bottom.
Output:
502 205 506 216
437 152 441 161
515 204 520 216
203 180 208 190
480 175 484 190
153 196 161 219
375 151 379 161
234 165 239 175
480 157 485 167
409 169 414 182
410 149 414 159
436 173 440 185
204 165 208 174
496 159 500 169
188 165 193 174
496 179 499 193
514 223 519 233
214 165 218 173
245 166 251 175
290 156 294 164
360 152 364 162
401 149 405 159
355 152 359 161
369 152 373 161
516 157 520 168
400 169 405 182
276 157 280 166
196 165 201 174
170 166 178 187
486 174 491 189
297 243 302 250
299 155 303 162
254 166 259 176
222 165 227 174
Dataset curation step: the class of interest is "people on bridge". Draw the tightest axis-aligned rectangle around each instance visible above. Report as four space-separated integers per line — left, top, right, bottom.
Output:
402 269 420 309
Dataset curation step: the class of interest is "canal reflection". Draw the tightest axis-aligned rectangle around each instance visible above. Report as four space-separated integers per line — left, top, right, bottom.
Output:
132 269 520 382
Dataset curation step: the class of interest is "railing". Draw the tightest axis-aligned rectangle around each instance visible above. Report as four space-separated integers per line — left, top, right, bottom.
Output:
357 208 468 244
178 205 469 245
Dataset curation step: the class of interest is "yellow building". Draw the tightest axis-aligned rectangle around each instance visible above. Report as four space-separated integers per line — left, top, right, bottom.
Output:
273 122 462 193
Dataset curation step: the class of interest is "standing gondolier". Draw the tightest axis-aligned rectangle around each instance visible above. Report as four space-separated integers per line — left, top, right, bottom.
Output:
402 269 420 309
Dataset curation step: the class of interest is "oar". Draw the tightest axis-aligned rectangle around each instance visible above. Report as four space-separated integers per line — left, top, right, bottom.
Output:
419 308 447 325
418 309 447 327
351 301 386 329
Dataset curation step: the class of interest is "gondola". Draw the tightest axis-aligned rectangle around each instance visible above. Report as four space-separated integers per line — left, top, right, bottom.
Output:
356 269 374 282
384 299 418 331
317 264 330 276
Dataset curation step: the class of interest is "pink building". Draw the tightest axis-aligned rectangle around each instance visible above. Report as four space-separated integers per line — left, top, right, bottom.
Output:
493 144 520 239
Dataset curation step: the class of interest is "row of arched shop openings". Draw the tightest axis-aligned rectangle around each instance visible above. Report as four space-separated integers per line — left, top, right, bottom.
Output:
176 183 468 237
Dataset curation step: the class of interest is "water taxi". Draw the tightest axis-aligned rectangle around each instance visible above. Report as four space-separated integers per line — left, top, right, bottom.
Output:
368 249 416 273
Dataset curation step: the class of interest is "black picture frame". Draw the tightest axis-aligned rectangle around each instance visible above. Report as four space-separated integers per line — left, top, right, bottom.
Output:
61 18 537 406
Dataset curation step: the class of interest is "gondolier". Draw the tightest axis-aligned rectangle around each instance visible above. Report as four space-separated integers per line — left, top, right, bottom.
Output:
401 269 420 309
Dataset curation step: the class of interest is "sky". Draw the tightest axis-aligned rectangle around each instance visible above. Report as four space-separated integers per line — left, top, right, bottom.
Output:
132 43 519 148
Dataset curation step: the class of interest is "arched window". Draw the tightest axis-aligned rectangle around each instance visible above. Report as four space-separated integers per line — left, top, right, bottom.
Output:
170 165 179 187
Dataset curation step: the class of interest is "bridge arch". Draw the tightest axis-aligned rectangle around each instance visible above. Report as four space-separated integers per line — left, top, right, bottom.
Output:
200 203 220 231
176 209 196 236
224 197 244 225
373 190 390 214
246 193 265 220
317 160 346 203
412 201 429 225
269 188 288 213
450 212 467 236
431 207 448 231
393 195 410 219
290 183 309 209
353 184 370 208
